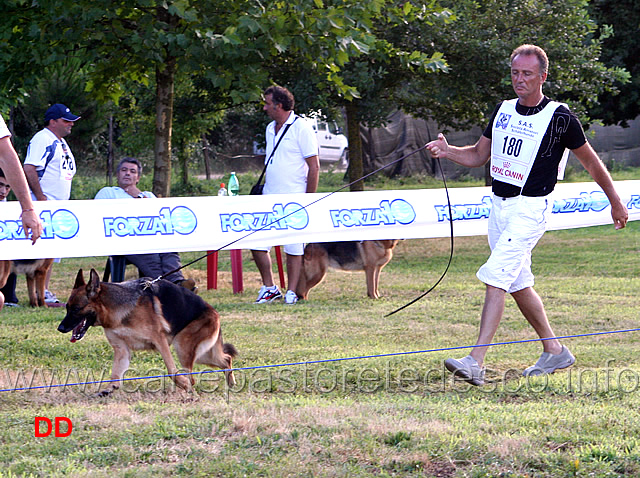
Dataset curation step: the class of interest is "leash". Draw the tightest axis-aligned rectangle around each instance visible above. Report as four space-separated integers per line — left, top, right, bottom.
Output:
153 144 433 284
385 156 454 316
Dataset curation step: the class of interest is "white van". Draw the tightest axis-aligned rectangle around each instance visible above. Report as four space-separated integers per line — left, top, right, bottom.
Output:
303 116 349 167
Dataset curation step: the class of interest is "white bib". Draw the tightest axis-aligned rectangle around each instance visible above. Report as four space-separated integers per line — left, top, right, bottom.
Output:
491 99 568 189
59 141 76 181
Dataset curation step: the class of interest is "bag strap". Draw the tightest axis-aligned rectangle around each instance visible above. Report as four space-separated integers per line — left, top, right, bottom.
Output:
255 116 297 187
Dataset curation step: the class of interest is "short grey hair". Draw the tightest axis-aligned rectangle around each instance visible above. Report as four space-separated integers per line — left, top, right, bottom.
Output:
510 44 549 75
116 157 142 175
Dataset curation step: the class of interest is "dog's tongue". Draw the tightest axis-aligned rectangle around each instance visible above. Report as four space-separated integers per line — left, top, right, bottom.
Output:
70 319 86 343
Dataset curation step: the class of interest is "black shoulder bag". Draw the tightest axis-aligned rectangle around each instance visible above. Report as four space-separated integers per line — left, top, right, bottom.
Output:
250 118 296 195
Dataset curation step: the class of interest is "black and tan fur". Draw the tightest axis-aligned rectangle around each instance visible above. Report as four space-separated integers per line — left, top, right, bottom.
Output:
58 269 237 396
298 240 399 300
0 258 54 307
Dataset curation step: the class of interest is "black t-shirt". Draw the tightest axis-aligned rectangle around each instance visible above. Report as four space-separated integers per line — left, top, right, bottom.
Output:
483 97 587 197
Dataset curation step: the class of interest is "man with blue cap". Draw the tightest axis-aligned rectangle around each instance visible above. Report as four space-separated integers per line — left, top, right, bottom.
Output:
23 103 80 306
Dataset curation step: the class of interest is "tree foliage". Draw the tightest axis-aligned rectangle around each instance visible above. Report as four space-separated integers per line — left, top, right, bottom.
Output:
589 0 640 126
262 0 629 183
398 0 629 130
1 0 396 194
1 0 632 189
265 2 450 188
7 58 110 166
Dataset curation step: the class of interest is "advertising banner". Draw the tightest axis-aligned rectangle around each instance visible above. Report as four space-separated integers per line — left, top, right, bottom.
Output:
1 181 638 260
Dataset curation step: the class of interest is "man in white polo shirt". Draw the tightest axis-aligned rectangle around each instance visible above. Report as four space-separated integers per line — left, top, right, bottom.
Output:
251 85 319 305
23 103 80 306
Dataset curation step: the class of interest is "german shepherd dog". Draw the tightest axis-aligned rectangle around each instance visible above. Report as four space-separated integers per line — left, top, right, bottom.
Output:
58 269 237 396
0 258 54 307
298 240 399 300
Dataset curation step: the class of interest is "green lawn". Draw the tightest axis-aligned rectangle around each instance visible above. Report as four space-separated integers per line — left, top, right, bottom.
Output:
1 206 639 476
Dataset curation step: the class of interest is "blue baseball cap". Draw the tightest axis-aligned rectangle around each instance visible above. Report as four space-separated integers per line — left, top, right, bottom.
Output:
44 104 80 122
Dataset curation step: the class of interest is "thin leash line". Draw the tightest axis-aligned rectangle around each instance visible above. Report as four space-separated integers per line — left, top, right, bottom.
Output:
3 327 639 393
157 145 429 281
385 156 454 316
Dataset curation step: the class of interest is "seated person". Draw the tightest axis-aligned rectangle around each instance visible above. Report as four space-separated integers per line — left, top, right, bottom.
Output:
95 157 196 291
0 168 19 307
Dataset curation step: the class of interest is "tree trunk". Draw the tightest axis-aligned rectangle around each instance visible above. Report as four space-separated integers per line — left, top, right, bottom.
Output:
152 57 176 197
202 134 211 180
345 102 364 192
182 160 188 185
180 139 189 185
107 115 114 186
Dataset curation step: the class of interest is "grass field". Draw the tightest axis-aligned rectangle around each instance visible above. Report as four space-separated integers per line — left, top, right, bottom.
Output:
1 171 639 477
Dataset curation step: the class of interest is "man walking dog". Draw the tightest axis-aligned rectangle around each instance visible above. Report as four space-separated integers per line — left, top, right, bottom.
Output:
427 44 628 385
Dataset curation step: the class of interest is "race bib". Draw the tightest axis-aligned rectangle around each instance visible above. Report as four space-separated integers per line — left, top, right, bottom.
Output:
491 99 562 188
59 142 76 182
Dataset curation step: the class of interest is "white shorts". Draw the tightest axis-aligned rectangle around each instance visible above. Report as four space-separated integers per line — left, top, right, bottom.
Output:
251 243 305 256
476 194 551 293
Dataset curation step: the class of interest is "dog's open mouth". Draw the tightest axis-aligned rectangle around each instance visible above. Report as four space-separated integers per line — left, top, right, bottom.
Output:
71 319 91 343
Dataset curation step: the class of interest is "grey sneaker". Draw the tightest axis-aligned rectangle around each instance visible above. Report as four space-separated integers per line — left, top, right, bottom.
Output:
523 345 575 377
444 355 485 386
255 285 282 304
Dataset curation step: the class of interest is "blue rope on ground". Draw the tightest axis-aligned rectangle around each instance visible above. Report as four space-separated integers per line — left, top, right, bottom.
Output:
2 327 640 393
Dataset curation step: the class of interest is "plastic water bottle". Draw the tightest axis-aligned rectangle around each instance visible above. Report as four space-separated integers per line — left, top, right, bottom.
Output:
217 182 228 196
228 172 239 196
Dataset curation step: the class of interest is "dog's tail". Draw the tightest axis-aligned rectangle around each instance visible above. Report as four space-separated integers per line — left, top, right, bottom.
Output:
224 342 238 358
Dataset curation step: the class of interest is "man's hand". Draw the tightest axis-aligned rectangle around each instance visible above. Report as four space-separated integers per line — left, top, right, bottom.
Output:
21 209 43 244
611 200 628 230
426 133 449 159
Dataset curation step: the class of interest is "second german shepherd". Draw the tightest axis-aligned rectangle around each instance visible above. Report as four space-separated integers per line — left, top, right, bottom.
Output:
0 258 54 307
298 240 399 300
58 269 237 396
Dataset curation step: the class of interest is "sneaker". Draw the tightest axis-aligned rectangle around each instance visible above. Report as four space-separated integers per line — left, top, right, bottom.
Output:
284 290 298 305
255 285 282 304
4 302 20 308
44 290 65 308
444 355 485 386
523 345 575 377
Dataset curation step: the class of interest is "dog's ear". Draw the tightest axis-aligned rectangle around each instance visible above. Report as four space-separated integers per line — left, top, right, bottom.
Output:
87 269 101 299
74 269 85 289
